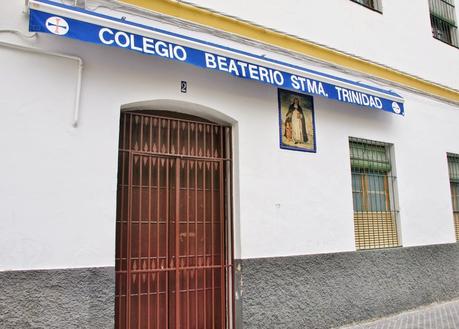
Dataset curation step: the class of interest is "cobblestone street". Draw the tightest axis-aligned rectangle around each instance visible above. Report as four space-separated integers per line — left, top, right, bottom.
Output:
340 299 459 329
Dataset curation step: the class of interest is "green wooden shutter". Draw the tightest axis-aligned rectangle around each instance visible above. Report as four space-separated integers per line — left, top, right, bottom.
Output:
350 141 391 172
448 154 459 183
429 0 457 26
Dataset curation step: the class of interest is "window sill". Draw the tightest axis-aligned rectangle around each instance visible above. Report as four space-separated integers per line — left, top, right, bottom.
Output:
433 36 459 50
350 1 383 14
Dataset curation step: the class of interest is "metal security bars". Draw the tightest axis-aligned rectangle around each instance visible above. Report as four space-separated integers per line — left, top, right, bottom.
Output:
349 138 400 250
447 153 459 241
429 0 459 47
351 0 383 12
115 111 234 329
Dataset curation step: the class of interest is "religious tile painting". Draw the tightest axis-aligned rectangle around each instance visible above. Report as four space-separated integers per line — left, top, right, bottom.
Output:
278 88 317 153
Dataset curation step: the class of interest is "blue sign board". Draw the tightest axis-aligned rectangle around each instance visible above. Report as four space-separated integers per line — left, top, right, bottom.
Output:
29 0 404 115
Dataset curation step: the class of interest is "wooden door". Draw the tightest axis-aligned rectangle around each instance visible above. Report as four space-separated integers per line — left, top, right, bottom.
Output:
115 111 233 329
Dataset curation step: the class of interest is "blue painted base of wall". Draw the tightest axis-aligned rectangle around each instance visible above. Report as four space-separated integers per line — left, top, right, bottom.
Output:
239 243 459 329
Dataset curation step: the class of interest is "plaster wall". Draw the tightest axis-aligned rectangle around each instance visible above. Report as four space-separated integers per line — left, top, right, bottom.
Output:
186 0 459 89
0 1 458 271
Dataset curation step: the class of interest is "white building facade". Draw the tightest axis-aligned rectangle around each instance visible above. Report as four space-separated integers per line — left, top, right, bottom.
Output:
1 1 458 328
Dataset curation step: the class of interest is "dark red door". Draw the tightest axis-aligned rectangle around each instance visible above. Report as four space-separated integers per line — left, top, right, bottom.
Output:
115 111 233 329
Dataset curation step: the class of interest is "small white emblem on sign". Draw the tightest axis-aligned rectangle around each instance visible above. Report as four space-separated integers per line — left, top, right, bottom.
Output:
392 101 401 114
45 16 69 35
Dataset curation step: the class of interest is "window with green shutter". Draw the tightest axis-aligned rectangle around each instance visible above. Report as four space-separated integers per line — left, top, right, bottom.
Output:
447 153 459 241
429 0 459 47
349 138 400 250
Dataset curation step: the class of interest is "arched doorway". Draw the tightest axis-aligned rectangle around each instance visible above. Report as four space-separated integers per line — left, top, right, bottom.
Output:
115 110 234 329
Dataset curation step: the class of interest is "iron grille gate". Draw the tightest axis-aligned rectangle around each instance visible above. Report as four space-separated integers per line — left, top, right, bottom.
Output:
115 111 234 329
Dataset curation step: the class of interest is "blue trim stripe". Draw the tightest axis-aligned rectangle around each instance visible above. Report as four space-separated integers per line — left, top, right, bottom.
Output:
29 0 405 115
32 0 402 98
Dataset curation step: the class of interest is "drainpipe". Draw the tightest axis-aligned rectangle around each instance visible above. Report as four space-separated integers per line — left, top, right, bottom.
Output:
0 30 84 127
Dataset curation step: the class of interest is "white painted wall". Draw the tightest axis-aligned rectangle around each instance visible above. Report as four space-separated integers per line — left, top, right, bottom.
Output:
0 1 457 271
185 0 459 89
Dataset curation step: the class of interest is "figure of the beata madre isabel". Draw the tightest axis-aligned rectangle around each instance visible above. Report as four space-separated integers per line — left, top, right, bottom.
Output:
284 97 308 144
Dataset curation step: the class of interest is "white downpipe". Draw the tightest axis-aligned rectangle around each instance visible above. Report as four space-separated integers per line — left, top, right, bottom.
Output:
0 32 83 127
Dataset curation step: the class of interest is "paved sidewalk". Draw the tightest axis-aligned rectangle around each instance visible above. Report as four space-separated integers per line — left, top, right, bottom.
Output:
339 299 459 329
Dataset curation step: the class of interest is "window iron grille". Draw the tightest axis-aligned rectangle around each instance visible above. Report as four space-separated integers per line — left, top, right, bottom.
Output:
429 0 459 47
351 0 383 13
447 153 459 241
349 138 400 250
